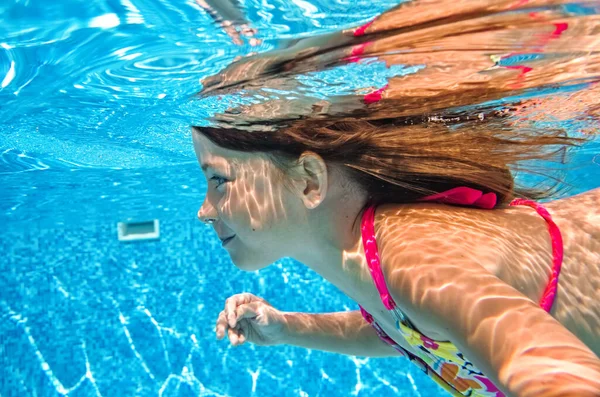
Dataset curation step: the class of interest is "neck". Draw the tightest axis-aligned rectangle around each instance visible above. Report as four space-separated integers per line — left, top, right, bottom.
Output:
290 198 375 300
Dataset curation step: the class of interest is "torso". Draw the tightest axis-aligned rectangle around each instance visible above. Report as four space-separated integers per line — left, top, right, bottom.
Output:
346 188 600 358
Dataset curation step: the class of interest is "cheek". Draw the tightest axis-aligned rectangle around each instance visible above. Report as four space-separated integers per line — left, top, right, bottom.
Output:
247 211 273 235
238 172 278 230
223 192 264 234
233 166 290 237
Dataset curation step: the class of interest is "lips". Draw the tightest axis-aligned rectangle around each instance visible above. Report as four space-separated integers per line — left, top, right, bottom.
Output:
220 235 235 246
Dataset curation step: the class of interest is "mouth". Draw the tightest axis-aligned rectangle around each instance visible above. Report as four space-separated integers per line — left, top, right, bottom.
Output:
221 235 236 246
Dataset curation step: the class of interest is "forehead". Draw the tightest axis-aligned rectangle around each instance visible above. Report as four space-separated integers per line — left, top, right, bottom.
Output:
192 132 234 170
192 130 263 172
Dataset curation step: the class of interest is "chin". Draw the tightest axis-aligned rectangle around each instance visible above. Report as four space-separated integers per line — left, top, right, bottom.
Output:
225 238 282 271
229 254 267 272
238 264 266 272
232 260 269 272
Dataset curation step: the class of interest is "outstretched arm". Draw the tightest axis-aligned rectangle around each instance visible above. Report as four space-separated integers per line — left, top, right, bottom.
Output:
282 310 404 358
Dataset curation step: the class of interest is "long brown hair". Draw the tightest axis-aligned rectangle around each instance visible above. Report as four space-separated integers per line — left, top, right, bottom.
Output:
194 0 597 209
193 113 583 208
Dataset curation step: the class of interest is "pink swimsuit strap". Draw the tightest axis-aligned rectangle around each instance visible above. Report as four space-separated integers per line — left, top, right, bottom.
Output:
361 204 396 310
361 190 564 313
508 198 563 312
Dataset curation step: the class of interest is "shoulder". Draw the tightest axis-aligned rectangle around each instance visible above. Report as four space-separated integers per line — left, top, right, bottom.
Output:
369 203 508 334
371 203 600 395
371 201 559 316
372 202 507 285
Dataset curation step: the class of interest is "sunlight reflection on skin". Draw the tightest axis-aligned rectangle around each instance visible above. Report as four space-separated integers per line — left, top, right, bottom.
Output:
192 124 599 369
371 197 600 357
193 133 295 271
544 193 600 353
364 197 600 394
191 119 600 392
191 0 600 393
192 129 424 355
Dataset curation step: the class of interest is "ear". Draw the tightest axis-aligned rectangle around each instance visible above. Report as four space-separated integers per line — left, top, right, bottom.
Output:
295 151 328 209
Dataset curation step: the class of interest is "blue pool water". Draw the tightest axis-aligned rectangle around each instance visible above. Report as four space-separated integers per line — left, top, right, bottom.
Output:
1 0 599 396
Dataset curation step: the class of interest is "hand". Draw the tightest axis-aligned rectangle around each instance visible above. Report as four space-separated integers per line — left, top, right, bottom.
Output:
220 21 262 46
215 293 287 346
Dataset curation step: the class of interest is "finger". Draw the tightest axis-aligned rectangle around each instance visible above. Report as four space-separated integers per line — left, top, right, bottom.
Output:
226 293 255 327
228 326 240 345
237 318 250 345
237 328 246 345
216 311 228 339
225 298 239 328
235 302 259 324
225 293 250 313
237 292 258 304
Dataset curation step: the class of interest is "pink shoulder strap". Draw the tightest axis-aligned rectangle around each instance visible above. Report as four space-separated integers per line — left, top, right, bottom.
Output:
509 198 563 312
361 205 397 310
360 190 563 313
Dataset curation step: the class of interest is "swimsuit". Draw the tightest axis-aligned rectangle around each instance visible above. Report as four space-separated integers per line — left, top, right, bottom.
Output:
358 189 564 396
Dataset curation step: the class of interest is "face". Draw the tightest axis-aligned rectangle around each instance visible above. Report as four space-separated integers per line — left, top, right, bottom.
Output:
192 131 305 271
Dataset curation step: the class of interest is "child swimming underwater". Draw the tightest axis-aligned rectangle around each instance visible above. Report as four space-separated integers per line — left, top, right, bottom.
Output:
193 120 600 396
193 1 600 396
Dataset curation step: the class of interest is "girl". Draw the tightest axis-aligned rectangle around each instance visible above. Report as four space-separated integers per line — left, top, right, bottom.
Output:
193 119 600 397
193 0 600 395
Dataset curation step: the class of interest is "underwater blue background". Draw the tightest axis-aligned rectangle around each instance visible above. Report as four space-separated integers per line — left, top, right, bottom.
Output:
1 0 599 396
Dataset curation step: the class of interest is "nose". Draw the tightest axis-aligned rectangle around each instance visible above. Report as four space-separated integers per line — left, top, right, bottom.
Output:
197 202 218 225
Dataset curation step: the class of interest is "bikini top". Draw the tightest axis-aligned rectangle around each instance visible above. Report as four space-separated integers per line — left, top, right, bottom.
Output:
357 187 564 397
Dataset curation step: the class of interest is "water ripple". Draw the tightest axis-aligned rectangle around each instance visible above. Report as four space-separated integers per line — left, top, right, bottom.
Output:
0 148 50 174
1 0 599 228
